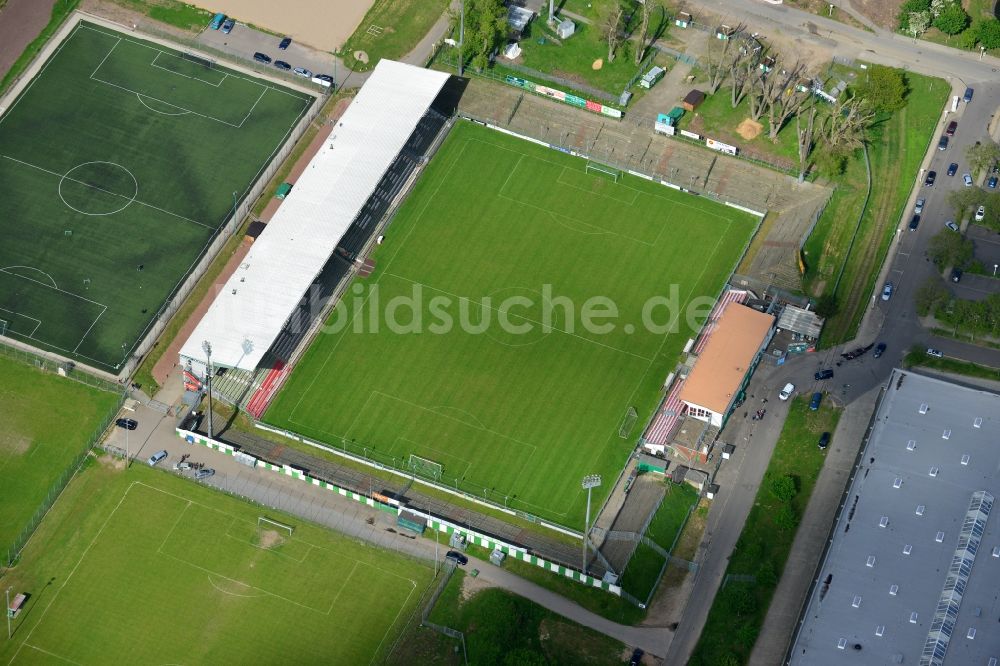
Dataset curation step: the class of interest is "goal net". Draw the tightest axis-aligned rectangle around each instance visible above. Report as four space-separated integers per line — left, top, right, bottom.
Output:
585 160 622 183
257 516 293 543
407 454 443 480
619 406 638 438
0 319 7 337
182 51 216 69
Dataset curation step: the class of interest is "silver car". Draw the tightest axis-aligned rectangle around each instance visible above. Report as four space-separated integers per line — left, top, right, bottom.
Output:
147 450 168 466
914 197 925 214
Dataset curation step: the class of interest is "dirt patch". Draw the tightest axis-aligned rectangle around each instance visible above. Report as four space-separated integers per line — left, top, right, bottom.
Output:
848 0 903 29
736 118 763 141
258 528 285 549
186 0 375 51
354 50 369 64
0 433 31 455
459 571 497 601
591 58 603 70
96 452 126 470
0 0 57 84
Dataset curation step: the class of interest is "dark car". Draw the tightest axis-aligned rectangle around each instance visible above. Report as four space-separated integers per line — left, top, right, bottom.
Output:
964 86 974 102
445 550 468 565
925 170 936 186
818 432 831 449
873 342 886 359
195 468 215 480
989 176 998 189
814 369 834 380
630 648 644 666
274 60 291 70
946 120 958 137
115 417 138 430
253 52 272 64
908 214 920 231
221 18 235 34
947 162 958 176
938 135 949 151
810 392 823 411
279 36 292 50
951 267 963 283
315 74 334 83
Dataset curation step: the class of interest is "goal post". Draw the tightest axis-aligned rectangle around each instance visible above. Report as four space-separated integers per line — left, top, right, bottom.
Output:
0 319 7 337
257 516 294 537
619 406 638 438
181 51 216 69
407 454 443 480
585 160 622 183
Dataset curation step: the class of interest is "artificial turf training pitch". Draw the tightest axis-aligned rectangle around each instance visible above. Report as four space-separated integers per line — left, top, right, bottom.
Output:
1 465 429 665
266 120 757 526
0 21 311 372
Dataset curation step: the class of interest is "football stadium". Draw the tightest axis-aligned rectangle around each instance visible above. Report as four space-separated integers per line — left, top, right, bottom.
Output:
181 60 759 528
0 20 313 373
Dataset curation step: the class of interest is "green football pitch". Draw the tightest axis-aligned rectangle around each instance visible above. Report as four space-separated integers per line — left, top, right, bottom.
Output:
0 353 119 559
2 465 430 665
266 121 757 526
0 22 312 372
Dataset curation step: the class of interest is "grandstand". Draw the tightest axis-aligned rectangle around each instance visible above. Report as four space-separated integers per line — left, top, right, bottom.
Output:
178 61 455 407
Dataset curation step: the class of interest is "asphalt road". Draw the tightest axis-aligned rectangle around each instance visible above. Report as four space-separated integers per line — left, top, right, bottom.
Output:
663 2 1000 664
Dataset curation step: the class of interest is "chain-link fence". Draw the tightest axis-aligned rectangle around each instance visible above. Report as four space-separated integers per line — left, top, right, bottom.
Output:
0 339 121 393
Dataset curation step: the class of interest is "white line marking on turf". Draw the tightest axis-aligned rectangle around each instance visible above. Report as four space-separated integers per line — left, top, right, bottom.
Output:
89 35 121 79
72 308 105 353
150 51 226 87
21 644 83 666
90 75 243 128
0 266 108 308
135 92 191 116
0 307 41 338
1 265 57 288
238 87 268 127
367 577 419 666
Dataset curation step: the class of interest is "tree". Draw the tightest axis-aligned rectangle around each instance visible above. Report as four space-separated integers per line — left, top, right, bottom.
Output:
465 0 507 71
908 11 932 36
815 293 840 317
599 1 625 63
770 474 797 502
914 277 950 316
824 95 875 150
763 60 810 139
934 4 970 35
855 65 907 113
978 18 1000 49
927 229 973 270
798 107 817 182
704 23 746 94
635 0 654 65
813 144 848 179
965 140 1000 176
899 0 932 30
730 49 760 108
947 186 981 218
958 25 981 49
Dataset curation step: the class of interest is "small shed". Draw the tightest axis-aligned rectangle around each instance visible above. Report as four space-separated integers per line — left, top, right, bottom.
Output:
682 89 705 111
637 453 668 474
716 24 735 40
639 65 666 89
275 182 292 199
777 304 824 341
668 106 685 123
675 11 692 28
671 464 689 485
722 443 735 460
706 483 720 500
490 548 507 566
397 510 426 535
246 220 267 240
556 18 575 39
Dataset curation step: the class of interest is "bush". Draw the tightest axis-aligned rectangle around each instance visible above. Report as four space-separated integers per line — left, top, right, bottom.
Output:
774 504 799 531
769 474 798 502
934 4 970 35
978 18 1000 49
815 293 840 318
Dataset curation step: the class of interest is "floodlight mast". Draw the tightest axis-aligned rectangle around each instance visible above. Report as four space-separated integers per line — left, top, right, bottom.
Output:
581 474 602 575
202 340 213 439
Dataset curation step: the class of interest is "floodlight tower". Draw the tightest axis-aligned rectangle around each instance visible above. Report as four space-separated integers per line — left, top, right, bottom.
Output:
581 474 602 575
202 340 214 439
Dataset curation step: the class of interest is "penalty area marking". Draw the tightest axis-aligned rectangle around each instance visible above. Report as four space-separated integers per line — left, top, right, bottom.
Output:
135 93 191 116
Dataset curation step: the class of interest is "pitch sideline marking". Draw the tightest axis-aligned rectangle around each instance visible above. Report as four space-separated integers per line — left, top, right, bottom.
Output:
21 644 82 666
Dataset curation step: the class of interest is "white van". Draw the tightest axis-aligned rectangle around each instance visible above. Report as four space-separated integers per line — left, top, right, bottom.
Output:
779 383 795 401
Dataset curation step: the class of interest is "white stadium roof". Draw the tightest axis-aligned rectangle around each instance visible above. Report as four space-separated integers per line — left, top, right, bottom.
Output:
179 60 449 369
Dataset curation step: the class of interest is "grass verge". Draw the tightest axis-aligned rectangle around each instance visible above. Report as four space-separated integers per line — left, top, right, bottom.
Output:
690 395 840 665
903 346 1000 381
341 0 450 71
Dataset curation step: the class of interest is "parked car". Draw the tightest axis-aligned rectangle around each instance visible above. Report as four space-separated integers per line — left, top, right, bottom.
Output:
908 214 920 231
976 205 986 222
293 67 313 78
147 450 168 466
173 461 191 471
253 52 272 64
950 268 962 282
810 392 823 411
947 162 958 177
873 342 886 359
926 348 944 358
815 369 834 380
945 220 960 232
989 176 998 189
779 383 795 401
445 550 469 565
630 648 644 666
925 170 936 187
195 468 215 480
279 36 292 50
881 282 894 301
946 120 958 137
115 417 138 430
914 197 925 214
221 18 235 34
818 432 831 450
314 74 334 83
274 60 291 70
964 86 975 102
938 136 949 151
209 12 226 30
964 173 974 187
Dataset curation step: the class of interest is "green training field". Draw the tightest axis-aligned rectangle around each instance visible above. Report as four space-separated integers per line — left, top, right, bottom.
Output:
266 120 757 527
2 464 430 665
0 353 119 559
0 21 311 372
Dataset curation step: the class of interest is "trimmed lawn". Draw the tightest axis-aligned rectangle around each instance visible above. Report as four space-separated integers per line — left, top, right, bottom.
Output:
691 395 841 665
645 481 700 552
341 0 450 71
0 354 120 561
0 461 432 664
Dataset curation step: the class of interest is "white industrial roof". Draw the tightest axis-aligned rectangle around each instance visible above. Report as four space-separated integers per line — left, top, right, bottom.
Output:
179 60 449 369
